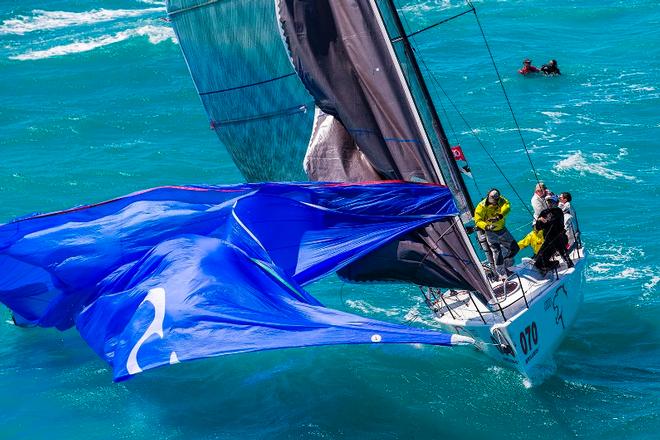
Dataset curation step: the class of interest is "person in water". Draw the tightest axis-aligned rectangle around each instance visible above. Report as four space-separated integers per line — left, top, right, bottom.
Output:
518 59 539 75
541 59 561 75
474 189 519 279
541 60 561 75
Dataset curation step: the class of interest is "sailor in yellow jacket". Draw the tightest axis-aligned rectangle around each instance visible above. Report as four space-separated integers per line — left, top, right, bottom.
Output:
474 189 519 279
517 227 544 255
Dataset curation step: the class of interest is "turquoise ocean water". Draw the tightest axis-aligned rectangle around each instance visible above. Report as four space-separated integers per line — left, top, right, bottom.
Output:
1 0 658 438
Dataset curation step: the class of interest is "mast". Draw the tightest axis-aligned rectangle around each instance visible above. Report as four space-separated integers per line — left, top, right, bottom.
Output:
368 0 493 296
378 0 475 214
171 0 495 299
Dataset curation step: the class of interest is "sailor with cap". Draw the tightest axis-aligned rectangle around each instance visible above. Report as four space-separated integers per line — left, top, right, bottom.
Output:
535 194 574 270
474 189 519 280
531 181 549 221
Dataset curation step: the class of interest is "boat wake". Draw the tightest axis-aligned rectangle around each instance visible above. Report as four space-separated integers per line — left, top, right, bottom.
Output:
521 359 557 388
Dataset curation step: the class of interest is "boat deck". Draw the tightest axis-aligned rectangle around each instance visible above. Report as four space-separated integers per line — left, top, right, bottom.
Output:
429 247 586 326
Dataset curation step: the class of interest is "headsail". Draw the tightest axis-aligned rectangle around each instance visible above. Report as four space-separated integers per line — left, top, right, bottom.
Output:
0 182 470 381
167 0 314 181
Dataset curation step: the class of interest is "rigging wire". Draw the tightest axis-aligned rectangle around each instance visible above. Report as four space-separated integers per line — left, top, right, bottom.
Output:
392 8 474 42
432 81 484 197
396 3 534 218
467 0 541 184
420 63 533 218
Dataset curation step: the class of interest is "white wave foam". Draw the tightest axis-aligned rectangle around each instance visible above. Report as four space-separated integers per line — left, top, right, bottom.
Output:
0 8 164 35
540 111 570 125
628 84 656 92
540 111 570 118
644 276 660 293
345 299 401 317
617 71 645 79
586 245 657 295
495 127 545 134
400 0 462 16
554 150 640 182
10 25 176 61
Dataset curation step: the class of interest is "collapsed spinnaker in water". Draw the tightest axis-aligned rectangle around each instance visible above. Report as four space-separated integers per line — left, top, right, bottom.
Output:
0 182 473 381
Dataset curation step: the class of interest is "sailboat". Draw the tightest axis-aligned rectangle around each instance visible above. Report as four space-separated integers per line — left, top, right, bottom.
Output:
0 1 585 383
166 0 586 379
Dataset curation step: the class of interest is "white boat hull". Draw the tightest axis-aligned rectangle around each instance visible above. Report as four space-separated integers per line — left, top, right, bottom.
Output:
434 250 586 379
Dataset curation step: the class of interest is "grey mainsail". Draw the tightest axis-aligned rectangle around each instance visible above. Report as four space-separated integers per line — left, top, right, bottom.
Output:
167 0 493 298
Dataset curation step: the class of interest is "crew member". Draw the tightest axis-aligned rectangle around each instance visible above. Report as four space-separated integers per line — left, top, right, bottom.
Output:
534 194 573 270
474 189 519 279
531 181 549 221
518 225 544 256
559 192 579 249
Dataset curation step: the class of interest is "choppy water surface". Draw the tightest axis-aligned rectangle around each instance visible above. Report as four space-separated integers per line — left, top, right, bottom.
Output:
1 1 658 439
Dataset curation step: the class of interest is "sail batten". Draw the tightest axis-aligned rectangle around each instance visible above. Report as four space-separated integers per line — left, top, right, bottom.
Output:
199 72 298 96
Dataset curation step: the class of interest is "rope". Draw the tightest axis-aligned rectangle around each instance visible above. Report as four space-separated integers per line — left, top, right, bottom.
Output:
397 4 534 219
468 1 541 184
414 52 533 218
392 8 475 42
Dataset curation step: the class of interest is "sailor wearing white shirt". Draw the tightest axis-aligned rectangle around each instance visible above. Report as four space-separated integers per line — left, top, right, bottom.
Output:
531 182 549 221
559 192 580 249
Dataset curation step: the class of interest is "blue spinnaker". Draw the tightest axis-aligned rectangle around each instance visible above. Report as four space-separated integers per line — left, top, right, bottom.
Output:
0 182 466 381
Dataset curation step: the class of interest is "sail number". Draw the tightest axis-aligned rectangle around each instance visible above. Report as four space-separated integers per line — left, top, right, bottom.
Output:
519 322 538 355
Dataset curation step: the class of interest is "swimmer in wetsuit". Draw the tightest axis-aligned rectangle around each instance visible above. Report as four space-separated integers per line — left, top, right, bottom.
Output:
541 59 561 75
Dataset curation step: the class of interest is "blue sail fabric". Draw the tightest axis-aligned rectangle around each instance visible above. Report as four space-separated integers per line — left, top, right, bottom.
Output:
0 182 463 381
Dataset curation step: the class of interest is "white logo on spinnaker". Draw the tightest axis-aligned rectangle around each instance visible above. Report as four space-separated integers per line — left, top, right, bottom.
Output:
126 287 178 376
371 334 382 343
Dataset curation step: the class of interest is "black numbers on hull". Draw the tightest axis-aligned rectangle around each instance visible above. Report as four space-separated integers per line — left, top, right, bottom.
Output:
519 322 538 355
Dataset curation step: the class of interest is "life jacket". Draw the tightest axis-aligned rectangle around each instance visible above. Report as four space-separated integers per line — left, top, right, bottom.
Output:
518 65 539 75
518 229 544 254
474 196 511 231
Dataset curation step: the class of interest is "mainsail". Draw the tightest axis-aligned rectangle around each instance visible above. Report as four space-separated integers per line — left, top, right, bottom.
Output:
167 0 493 297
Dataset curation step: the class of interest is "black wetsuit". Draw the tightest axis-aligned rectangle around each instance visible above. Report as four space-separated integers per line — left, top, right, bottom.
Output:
541 64 561 75
534 207 572 270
